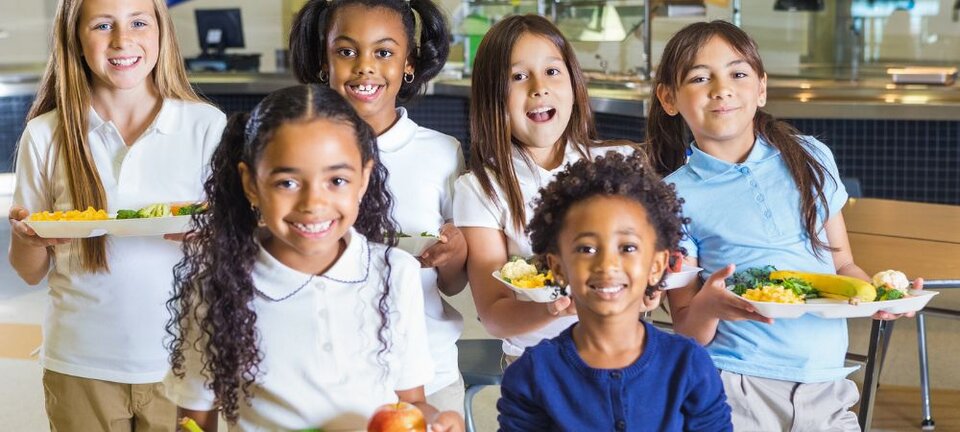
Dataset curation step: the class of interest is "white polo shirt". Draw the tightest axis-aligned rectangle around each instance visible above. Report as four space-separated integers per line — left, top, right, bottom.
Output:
378 107 465 394
453 142 635 356
12 99 226 383
165 229 434 431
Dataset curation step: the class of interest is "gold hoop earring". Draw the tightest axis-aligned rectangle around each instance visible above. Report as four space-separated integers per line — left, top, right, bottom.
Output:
403 72 415 84
318 70 329 84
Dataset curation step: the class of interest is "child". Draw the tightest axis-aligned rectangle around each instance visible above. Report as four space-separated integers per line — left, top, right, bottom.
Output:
453 14 637 360
7 0 225 429
649 20 916 431
498 152 732 431
164 85 463 432
290 0 468 412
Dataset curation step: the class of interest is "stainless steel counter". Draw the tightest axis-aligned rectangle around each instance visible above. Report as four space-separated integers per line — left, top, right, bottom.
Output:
3 68 960 120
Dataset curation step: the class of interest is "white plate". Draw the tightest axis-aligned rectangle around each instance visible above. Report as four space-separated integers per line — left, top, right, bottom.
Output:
395 236 439 256
25 216 193 238
492 270 566 303
662 264 702 290
744 290 939 319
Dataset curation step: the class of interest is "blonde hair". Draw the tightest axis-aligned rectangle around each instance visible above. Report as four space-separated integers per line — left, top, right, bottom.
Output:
28 0 205 273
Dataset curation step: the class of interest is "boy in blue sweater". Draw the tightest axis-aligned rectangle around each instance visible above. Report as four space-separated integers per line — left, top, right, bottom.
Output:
498 152 732 432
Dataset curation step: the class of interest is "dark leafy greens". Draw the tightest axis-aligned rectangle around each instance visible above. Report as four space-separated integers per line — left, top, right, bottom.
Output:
726 265 819 299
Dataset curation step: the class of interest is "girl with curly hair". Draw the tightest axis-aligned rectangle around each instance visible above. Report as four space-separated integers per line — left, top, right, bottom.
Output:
453 14 637 361
290 0 468 411
497 152 732 431
164 85 463 431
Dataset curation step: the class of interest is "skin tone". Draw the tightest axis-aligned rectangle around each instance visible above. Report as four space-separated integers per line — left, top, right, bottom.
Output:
182 118 463 431
658 37 914 346
325 5 467 296
461 33 582 339
7 0 163 284
546 196 669 369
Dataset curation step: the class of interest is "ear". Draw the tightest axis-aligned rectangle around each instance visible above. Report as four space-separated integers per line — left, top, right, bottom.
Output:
757 72 768 107
647 249 669 287
656 84 679 117
238 162 259 208
404 59 415 77
546 252 565 287
357 158 375 200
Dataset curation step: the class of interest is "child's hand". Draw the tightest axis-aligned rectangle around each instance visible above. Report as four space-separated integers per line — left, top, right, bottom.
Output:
428 410 465 432
546 295 577 317
698 264 773 324
419 223 465 268
872 277 922 320
8 206 70 248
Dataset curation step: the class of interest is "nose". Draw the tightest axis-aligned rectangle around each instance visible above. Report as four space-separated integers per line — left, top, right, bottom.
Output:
592 247 621 273
529 75 550 98
110 27 130 48
299 184 329 213
353 54 375 76
709 76 732 100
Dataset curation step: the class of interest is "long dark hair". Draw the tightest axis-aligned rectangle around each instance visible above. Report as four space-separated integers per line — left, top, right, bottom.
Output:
289 0 449 102
647 20 835 256
166 85 398 423
469 14 606 232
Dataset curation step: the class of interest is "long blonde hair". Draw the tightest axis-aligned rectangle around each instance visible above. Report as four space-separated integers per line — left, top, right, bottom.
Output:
28 0 204 272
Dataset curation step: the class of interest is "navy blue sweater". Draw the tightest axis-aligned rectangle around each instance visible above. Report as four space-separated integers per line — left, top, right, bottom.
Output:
498 322 732 432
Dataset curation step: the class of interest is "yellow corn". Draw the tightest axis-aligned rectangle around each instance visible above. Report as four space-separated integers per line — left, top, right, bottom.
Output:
742 285 804 304
770 270 876 303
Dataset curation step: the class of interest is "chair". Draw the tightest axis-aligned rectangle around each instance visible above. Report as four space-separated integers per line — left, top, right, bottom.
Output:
457 339 505 432
842 177 864 199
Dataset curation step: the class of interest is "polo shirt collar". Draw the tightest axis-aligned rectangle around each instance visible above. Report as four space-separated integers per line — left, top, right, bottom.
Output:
86 99 178 136
377 107 417 153
253 227 371 301
511 141 584 186
687 136 781 181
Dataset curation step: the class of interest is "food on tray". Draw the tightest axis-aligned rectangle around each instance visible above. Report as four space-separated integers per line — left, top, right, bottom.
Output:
29 206 109 221
872 270 910 301
499 257 554 289
393 231 438 238
730 266 915 305
367 402 426 432
770 270 876 304
116 202 205 219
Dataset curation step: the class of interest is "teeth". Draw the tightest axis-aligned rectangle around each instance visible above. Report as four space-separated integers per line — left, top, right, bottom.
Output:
352 84 379 95
594 286 624 294
109 57 138 66
292 220 333 233
528 106 552 114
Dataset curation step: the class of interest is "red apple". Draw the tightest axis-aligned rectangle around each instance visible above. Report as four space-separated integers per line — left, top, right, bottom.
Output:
367 402 426 432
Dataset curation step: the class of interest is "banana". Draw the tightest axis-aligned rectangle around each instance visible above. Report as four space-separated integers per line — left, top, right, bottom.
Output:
770 270 876 303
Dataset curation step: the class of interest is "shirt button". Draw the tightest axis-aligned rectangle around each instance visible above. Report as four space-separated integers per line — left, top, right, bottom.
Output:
755 195 764 202
323 343 333 352
610 371 622 379
616 420 626 430
739 166 750 174
750 181 759 187
764 210 773 218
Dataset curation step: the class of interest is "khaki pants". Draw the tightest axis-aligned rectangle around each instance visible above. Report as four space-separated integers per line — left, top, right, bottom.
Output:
43 369 177 432
720 371 860 432
426 374 466 417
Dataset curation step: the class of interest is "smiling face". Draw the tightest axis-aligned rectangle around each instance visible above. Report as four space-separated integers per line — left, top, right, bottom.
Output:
507 32 574 154
78 0 159 93
657 36 767 158
547 195 668 319
325 5 413 135
240 118 373 274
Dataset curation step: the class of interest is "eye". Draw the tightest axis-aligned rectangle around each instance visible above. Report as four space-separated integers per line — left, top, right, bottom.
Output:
511 72 528 81
546 67 562 76
733 71 748 79
688 76 708 84
376 49 393 58
574 245 596 254
336 48 356 58
331 177 349 187
94 23 112 31
621 244 638 253
275 179 299 190
132 20 148 28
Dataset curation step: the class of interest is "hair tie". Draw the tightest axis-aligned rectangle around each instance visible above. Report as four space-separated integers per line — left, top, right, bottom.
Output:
406 0 422 57
244 107 263 148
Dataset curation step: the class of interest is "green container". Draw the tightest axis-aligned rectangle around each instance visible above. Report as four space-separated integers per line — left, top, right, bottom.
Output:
462 14 491 74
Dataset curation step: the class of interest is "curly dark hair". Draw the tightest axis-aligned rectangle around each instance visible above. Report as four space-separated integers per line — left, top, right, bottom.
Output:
289 0 450 102
527 151 688 296
165 85 398 423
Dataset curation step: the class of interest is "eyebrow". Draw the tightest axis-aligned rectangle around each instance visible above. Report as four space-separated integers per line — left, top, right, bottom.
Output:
572 229 638 241
511 56 564 68
332 35 400 46
86 11 152 21
268 163 356 175
688 59 747 72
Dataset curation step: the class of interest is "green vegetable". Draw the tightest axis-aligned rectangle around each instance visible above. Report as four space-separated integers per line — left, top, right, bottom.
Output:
116 209 142 219
137 203 171 218
419 231 438 237
875 286 905 301
726 265 818 299
176 203 205 216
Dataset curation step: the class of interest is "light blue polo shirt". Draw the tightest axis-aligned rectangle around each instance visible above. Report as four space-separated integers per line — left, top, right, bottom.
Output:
665 135 856 383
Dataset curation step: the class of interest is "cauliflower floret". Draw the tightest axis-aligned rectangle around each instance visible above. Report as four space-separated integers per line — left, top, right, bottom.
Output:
872 270 910 294
500 259 538 281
